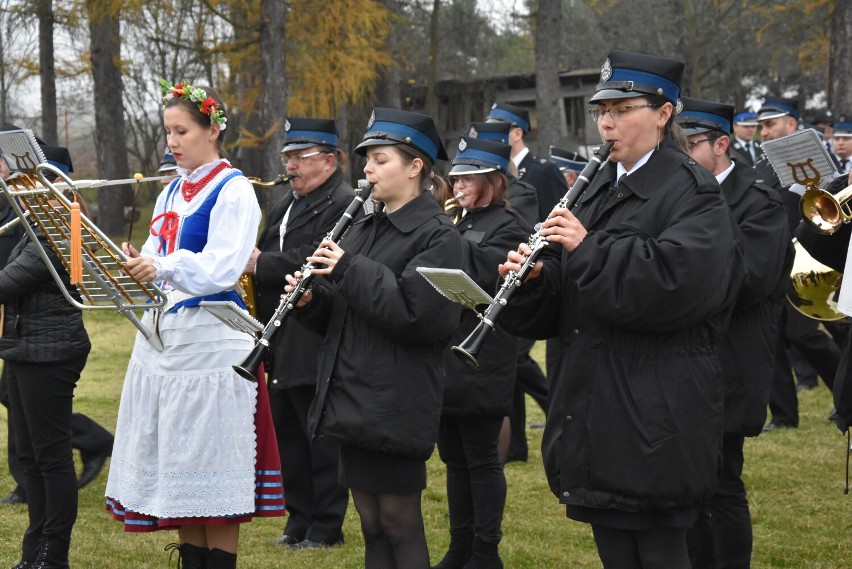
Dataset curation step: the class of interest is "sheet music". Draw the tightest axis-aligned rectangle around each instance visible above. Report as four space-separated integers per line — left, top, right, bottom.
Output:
0 129 47 173
416 267 493 311
200 300 264 335
761 128 837 187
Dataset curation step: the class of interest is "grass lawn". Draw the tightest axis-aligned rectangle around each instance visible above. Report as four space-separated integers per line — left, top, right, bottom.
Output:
0 311 851 567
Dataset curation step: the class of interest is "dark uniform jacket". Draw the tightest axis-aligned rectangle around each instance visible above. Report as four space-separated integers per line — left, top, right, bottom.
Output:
501 141 744 514
0 230 91 363
442 203 531 417
731 139 761 167
299 191 464 460
507 177 539 227
718 161 792 436
254 170 354 389
518 151 568 221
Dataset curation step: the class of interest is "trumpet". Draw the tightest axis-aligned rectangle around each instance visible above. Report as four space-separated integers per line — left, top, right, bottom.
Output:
800 183 852 235
451 141 613 367
233 179 374 381
247 174 292 187
444 192 464 224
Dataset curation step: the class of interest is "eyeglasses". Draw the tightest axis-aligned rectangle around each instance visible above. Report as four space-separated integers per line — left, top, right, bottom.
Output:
686 138 717 150
280 150 326 167
588 104 659 123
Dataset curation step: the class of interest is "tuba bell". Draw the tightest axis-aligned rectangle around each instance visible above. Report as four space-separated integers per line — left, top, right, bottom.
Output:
787 238 845 321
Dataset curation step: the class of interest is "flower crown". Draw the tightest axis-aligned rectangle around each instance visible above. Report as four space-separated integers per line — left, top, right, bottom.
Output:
158 78 227 130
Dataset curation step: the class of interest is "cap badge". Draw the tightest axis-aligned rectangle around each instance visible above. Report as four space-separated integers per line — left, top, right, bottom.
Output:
367 110 376 129
468 126 478 138
458 138 467 151
284 119 291 132
675 99 684 115
600 58 612 82
491 102 498 110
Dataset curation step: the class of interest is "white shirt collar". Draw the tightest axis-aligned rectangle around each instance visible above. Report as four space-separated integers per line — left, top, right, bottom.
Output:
512 147 529 167
716 160 736 185
616 149 654 180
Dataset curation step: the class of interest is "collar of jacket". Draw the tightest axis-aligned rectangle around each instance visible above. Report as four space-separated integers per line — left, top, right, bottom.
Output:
373 190 447 234
721 160 759 207
290 169 345 208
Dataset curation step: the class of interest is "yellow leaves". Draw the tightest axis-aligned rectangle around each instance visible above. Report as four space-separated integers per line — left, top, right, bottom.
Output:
286 0 392 116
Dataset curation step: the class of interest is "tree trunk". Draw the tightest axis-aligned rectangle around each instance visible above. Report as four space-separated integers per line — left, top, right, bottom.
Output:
258 0 286 210
829 0 852 113
37 0 57 145
86 2 131 237
425 0 439 118
375 0 402 109
534 0 562 153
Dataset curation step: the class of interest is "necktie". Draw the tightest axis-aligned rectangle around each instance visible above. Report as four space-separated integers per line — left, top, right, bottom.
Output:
744 141 753 160
843 159 850 173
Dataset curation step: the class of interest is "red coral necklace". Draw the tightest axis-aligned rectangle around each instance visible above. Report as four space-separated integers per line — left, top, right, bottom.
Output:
181 161 231 202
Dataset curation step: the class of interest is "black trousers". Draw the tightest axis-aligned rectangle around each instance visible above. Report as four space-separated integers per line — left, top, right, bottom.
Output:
686 434 751 569
269 384 348 543
6 356 87 562
0 366 114 500
769 305 840 426
437 415 506 544
591 524 691 569
508 338 548 461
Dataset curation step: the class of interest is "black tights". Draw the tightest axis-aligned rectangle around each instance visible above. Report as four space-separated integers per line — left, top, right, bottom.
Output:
592 524 691 569
351 489 430 569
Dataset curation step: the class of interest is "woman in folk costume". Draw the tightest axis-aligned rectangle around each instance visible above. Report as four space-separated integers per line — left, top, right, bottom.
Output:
104 79 284 569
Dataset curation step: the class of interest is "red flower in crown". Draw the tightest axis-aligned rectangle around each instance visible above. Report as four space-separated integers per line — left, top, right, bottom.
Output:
201 97 218 115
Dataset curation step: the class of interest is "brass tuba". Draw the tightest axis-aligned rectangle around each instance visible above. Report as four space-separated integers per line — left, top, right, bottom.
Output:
787 238 845 321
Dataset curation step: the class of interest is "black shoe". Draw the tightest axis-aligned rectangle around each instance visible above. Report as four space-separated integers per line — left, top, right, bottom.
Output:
0 490 26 505
797 381 818 392
829 408 839 422
762 421 795 433
275 534 302 546
78 452 109 489
287 537 343 550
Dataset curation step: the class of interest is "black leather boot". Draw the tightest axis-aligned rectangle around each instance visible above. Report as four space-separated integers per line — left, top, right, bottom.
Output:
164 542 207 569
12 533 43 568
207 548 237 569
29 537 71 569
432 530 473 569
462 537 503 569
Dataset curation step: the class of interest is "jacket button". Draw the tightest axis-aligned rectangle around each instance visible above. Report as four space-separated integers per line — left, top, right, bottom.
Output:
271 379 278 385
565 415 572 422
563 491 570 498
616 192 624 198
572 329 579 335
467 224 473 229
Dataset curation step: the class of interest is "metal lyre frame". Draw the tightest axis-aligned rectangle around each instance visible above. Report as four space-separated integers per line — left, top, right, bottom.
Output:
0 162 167 349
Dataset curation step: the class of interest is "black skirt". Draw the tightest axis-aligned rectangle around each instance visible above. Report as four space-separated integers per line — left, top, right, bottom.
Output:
339 444 427 494
568 504 699 530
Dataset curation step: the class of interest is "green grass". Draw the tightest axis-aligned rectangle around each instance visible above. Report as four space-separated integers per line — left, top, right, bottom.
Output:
1 313 851 567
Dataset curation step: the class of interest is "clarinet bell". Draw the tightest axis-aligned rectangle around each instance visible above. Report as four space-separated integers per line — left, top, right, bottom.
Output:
233 343 265 382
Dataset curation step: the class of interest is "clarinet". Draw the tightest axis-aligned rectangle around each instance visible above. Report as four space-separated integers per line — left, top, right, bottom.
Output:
451 141 613 368
233 179 374 381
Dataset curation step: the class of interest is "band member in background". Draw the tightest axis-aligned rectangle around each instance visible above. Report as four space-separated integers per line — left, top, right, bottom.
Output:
497 50 744 568
548 146 588 189
678 97 791 569
434 136 531 569
105 80 283 569
464 122 539 227
286 108 463 569
0 147 92 569
756 96 842 431
730 111 760 167
245 117 352 550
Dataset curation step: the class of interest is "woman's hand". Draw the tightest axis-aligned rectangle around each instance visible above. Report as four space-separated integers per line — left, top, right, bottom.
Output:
306 240 345 275
538 207 587 252
284 271 312 307
498 242 543 281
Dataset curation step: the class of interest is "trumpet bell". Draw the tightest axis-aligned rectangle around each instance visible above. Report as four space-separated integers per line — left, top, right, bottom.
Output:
787 239 845 321
800 185 852 235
